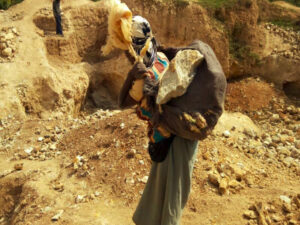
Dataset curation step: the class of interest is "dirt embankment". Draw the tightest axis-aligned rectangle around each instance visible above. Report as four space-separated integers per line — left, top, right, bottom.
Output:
0 0 299 121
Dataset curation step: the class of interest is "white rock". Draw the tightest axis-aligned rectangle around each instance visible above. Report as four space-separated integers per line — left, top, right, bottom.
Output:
279 195 291 204
51 210 64 221
37 137 44 142
125 177 135 184
223 130 231 138
139 160 144 165
120 123 125 129
50 144 56 151
24 147 33 154
156 49 204 104
12 28 18 35
4 33 14 40
75 195 85 203
141 176 148 184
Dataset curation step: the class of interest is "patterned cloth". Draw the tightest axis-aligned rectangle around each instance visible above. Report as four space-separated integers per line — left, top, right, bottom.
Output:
131 16 157 67
135 52 170 143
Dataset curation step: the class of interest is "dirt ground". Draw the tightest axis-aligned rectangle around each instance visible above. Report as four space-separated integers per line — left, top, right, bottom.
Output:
0 0 300 225
1 77 300 225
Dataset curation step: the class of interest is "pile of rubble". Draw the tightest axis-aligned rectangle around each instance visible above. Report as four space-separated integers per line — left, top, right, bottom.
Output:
223 99 299 171
0 109 122 163
265 23 300 61
0 27 19 62
244 194 300 225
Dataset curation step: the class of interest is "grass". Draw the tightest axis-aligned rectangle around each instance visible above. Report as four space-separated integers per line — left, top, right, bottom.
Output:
0 0 23 10
268 0 300 7
196 0 238 8
229 23 261 64
229 39 261 64
270 19 300 31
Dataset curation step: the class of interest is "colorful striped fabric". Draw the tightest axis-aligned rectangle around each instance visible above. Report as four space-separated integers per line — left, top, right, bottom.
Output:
136 52 171 143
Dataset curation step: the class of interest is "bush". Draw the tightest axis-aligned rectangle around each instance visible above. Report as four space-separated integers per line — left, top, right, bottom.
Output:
197 0 238 9
0 0 23 10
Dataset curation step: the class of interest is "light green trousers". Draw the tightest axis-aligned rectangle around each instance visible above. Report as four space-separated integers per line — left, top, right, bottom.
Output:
133 136 199 225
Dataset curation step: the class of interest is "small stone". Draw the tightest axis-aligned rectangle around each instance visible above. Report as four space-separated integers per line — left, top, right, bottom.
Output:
120 123 125 129
12 28 18 35
4 33 14 40
2 48 12 57
271 214 282 222
228 179 240 189
37 137 44 142
243 210 257 219
219 179 228 195
75 195 85 203
288 219 297 225
128 129 132 135
208 172 220 186
14 163 23 171
49 144 56 151
223 130 230 138
24 147 33 155
280 195 291 204
51 210 64 221
141 176 148 184
139 160 144 165
125 177 135 184
271 114 280 122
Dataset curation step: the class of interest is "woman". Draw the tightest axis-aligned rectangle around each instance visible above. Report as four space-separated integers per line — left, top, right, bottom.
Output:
119 16 226 225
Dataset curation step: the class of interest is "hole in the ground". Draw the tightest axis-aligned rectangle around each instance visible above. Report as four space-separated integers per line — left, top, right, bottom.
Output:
283 81 300 99
85 79 118 110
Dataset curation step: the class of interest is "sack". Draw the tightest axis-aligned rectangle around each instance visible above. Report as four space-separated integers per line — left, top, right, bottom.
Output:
148 136 174 162
155 40 227 141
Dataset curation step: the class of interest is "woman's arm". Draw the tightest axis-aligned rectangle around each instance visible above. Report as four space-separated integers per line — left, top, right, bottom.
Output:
118 62 148 108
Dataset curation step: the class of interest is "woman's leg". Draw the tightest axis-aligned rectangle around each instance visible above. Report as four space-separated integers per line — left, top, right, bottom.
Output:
133 136 198 225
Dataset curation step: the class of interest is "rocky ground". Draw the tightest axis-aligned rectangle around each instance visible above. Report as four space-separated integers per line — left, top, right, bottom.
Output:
265 22 300 61
0 77 299 225
0 27 20 62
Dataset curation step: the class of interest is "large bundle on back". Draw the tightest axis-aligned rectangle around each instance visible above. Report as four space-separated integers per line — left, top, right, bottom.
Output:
101 0 137 59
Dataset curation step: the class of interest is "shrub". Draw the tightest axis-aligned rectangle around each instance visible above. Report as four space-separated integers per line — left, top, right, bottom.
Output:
197 0 238 9
0 0 23 10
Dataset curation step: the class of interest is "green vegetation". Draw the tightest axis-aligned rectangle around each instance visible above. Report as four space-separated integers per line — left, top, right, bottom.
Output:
196 0 237 8
268 0 300 7
0 0 23 10
229 23 261 64
229 39 261 64
270 19 300 31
